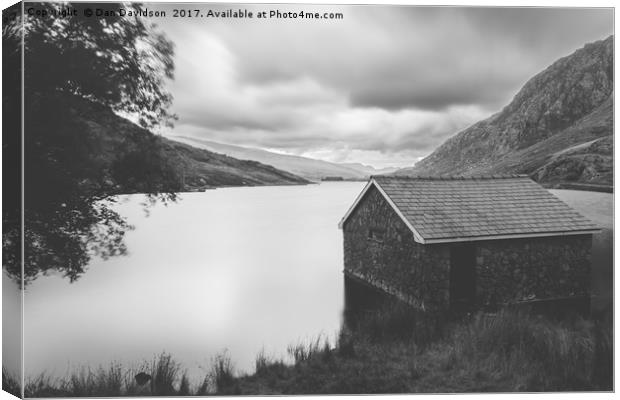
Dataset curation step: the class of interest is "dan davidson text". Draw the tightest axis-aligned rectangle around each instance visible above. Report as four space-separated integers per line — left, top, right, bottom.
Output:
88 8 166 17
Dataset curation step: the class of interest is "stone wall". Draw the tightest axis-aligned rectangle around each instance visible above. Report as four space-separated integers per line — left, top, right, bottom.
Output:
475 235 592 308
342 184 593 314
342 185 450 312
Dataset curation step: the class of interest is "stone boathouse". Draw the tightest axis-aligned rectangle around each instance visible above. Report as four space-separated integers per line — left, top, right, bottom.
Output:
338 175 600 314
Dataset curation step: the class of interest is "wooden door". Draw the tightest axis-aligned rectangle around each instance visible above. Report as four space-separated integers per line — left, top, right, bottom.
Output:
449 243 476 311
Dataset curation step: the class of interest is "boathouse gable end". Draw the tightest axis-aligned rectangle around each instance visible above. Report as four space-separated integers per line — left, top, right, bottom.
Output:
342 184 451 312
340 176 600 313
339 179 426 243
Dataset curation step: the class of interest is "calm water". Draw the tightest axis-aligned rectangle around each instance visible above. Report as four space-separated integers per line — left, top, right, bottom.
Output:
6 184 612 381
19 182 365 381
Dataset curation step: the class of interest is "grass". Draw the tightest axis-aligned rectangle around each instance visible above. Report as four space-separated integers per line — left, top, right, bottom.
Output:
20 353 196 397
228 307 613 394
287 335 331 363
12 308 612 397
442 311 612 391
149 353 180 395
65 364 122 396
2 367 21 398
210 351 238 394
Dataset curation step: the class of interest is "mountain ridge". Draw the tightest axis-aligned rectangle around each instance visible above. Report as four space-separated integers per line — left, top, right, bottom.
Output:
396 35 613 188
168 135 394 181
61 96 310 192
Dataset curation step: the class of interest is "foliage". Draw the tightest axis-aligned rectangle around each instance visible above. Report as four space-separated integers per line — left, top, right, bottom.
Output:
2 2 179 284
2 4 24 287
23 2 176 129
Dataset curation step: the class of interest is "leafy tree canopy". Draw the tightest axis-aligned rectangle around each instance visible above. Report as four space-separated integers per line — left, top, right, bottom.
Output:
24 2 176 128
3 2 181 285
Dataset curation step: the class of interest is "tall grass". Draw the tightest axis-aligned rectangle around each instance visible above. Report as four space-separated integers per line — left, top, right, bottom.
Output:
24 373 65 398
254 349 272 374
210 351 238 394
23 353 196 397
229 308 613 394
15 308 612 396
441 310 612 391
346 300 447 346
178 372 191 396
194 376 211 396
2 367 21 398
150 353 180 395
254 348 286 375
286 335 331 363
66 364 123 397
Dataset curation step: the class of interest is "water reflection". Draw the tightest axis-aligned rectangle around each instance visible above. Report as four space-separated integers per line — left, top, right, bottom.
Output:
342 275 392 328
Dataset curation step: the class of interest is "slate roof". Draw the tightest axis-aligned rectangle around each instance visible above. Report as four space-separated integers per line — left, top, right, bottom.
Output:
341 175 600 243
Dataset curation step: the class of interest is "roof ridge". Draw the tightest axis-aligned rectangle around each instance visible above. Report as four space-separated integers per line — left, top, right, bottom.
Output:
339 172 600 242
372 174 530 180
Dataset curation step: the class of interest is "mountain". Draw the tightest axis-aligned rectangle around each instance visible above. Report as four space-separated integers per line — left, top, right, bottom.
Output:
397 36 613 188
339 163 400 176
168 136 376 181
57 96 309 192
160 139 310 189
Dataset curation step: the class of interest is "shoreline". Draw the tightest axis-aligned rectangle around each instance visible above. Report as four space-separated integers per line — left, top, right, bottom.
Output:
9 307 612 397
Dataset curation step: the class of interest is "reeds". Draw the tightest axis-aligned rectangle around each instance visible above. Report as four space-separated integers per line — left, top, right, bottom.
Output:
286 335 330 363
150 353 180 395
209 351 238 394
15 309 613 396
23 353 195 397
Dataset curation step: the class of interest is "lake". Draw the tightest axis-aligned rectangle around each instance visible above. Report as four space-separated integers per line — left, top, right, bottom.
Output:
5 183 613 383
18 181 366 382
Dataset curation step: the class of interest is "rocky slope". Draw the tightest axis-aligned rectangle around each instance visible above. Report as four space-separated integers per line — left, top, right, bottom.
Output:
397 36 613 188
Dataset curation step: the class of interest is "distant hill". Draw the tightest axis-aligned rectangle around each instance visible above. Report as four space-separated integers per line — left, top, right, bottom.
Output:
396 36 613 188
339 163 400 176
64 96 309 192
168 136 389 181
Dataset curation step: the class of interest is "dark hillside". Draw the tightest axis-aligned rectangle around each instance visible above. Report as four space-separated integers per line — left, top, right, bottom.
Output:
14 93 307 283
397 36 613 188
56 95 309 193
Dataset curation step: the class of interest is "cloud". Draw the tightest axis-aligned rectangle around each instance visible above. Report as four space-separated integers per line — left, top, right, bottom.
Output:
155 4 613 167
200 6 612 111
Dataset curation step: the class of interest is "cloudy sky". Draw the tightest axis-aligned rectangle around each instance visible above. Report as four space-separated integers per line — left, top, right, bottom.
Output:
155 5 613 168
